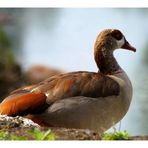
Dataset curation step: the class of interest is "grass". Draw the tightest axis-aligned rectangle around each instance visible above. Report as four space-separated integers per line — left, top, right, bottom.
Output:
102 131 130 140
0 129 130 140
0 131 28 140
0 122 130 140
31 128 55 140
0 128 55 140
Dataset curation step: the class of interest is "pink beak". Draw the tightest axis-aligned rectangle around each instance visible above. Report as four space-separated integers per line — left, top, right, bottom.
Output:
121 40 136 52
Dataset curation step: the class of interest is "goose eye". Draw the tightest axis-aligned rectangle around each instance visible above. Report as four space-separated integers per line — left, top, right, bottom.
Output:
111 30 123 40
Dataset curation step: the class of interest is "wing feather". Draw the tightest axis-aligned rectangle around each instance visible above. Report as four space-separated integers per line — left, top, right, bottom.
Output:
0 91 47 116
0 71 120 116
33 71 120 103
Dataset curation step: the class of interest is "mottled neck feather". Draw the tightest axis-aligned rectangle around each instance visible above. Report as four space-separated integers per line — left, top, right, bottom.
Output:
94 46 122 74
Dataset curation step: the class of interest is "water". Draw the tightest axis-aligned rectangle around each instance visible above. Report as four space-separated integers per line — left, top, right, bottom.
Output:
3 8 148 135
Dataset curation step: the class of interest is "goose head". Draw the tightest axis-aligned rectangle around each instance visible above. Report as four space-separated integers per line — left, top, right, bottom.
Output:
94 29 136 74
94 29 136 53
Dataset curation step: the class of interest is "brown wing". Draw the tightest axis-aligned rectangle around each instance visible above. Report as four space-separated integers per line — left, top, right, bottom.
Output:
0 91 48 116
0 71 120 116
32 71 120 103
10 85 37 95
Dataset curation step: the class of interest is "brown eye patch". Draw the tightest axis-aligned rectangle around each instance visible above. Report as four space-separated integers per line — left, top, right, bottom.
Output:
111 30 123 40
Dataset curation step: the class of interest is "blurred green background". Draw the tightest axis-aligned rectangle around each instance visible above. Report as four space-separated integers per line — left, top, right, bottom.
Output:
0 8 148 135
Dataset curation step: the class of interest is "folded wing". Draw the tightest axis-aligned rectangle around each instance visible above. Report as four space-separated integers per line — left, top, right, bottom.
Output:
0 71 120 116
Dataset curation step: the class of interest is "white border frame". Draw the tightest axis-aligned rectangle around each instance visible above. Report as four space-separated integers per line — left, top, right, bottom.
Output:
0 0 148 7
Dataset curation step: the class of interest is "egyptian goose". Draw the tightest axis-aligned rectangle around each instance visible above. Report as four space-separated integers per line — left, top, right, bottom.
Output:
0 29 136 133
